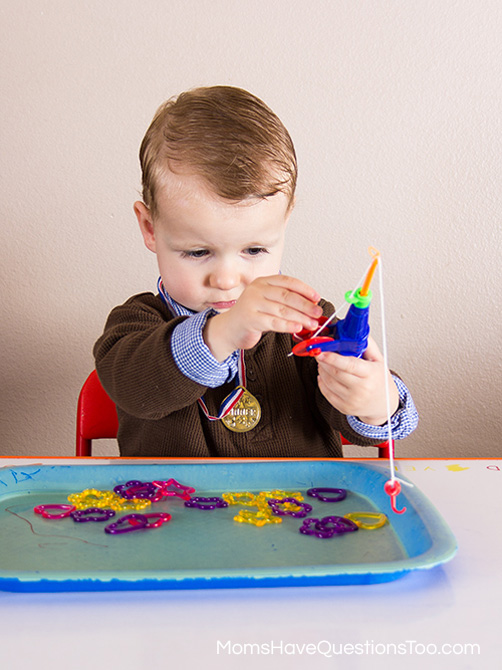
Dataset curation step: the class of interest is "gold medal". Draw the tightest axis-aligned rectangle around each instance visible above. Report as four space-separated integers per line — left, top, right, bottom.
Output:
221 386 261 433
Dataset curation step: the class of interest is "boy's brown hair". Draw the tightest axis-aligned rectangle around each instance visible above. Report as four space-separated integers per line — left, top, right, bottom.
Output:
139 86 297 216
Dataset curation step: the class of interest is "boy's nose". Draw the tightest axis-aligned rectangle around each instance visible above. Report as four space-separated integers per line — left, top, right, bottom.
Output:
208 264 240 290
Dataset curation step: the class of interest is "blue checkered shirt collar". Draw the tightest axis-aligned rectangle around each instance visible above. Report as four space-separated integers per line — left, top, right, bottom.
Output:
157 277 196 318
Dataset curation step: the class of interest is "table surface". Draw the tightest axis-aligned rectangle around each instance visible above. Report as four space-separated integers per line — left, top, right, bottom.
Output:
0 457 499 670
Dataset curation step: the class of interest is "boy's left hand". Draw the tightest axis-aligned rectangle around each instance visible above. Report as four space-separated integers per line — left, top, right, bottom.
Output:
315 336 399 425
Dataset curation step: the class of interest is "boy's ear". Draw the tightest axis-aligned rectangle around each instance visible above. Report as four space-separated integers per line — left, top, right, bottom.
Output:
285 195 296 223
134 201 157 253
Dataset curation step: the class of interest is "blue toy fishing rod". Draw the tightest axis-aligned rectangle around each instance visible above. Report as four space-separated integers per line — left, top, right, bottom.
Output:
292 250 379 358
292 248 408 515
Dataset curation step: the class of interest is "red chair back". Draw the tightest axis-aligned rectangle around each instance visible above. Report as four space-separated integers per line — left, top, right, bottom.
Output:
340 435 390 459
76 370 118 456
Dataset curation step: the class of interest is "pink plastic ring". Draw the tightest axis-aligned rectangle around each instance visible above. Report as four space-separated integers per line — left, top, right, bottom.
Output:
152 479 195 500
128 512 172 528
33 504 76 519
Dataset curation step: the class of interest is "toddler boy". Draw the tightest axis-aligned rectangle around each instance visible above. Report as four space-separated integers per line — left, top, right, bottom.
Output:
94 86 418 457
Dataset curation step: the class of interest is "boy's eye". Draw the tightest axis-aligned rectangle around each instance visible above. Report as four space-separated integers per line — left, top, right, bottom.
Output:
245 247 268 256
184 249 209 258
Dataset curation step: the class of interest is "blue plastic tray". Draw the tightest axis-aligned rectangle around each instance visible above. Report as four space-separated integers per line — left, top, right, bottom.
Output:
0 460 456 591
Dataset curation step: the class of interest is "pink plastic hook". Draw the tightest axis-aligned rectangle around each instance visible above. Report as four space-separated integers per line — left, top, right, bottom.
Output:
383 479 406 515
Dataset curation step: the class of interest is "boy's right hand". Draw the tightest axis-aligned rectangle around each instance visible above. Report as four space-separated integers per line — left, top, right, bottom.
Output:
203 275 323 361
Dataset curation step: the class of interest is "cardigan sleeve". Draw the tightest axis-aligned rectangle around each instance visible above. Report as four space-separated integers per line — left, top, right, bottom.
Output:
93 293 208 420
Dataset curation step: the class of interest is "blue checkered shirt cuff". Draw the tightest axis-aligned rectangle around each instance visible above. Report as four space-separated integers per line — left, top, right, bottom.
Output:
347 375 418 440
170 310 239 387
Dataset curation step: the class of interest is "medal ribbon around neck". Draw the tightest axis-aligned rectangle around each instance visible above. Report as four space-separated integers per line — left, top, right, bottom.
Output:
157 278 261 433
198 350 261 433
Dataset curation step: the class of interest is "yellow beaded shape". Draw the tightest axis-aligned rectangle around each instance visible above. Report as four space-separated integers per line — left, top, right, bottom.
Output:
344 512 387 530
255 490 304 505
222 492 258 506
67 489 151 512
233 508 282 527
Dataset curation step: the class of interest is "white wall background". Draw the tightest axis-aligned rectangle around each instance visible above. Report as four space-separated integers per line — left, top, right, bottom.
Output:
0 0 500 458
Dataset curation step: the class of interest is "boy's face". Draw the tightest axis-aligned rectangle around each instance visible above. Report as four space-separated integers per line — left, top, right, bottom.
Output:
135 171 292 313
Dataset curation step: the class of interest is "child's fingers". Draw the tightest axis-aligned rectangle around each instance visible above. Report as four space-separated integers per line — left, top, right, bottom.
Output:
361 336 383 362
316 352 367 380
264 274 321 304
249 276 322 330
317 337 386 379
257 301 319 333
317 375 360 416
225 274 323 340
318 367 358 397
262 289 322 325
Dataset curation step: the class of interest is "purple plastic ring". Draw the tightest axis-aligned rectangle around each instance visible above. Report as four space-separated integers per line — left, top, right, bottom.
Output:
267 498 313 518
306 487 347 503
126 484 163 502
105 513 148 534
70 507 116 523
113 480 142 496
114 480 159 500
184 496 228 510
315 515 358 534
299 518 336 539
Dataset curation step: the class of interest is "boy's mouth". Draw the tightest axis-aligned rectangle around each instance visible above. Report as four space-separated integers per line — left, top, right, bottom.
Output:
210 300 237 311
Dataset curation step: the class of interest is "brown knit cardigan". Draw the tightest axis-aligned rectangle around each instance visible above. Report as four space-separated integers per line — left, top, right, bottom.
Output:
93 292 383 457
